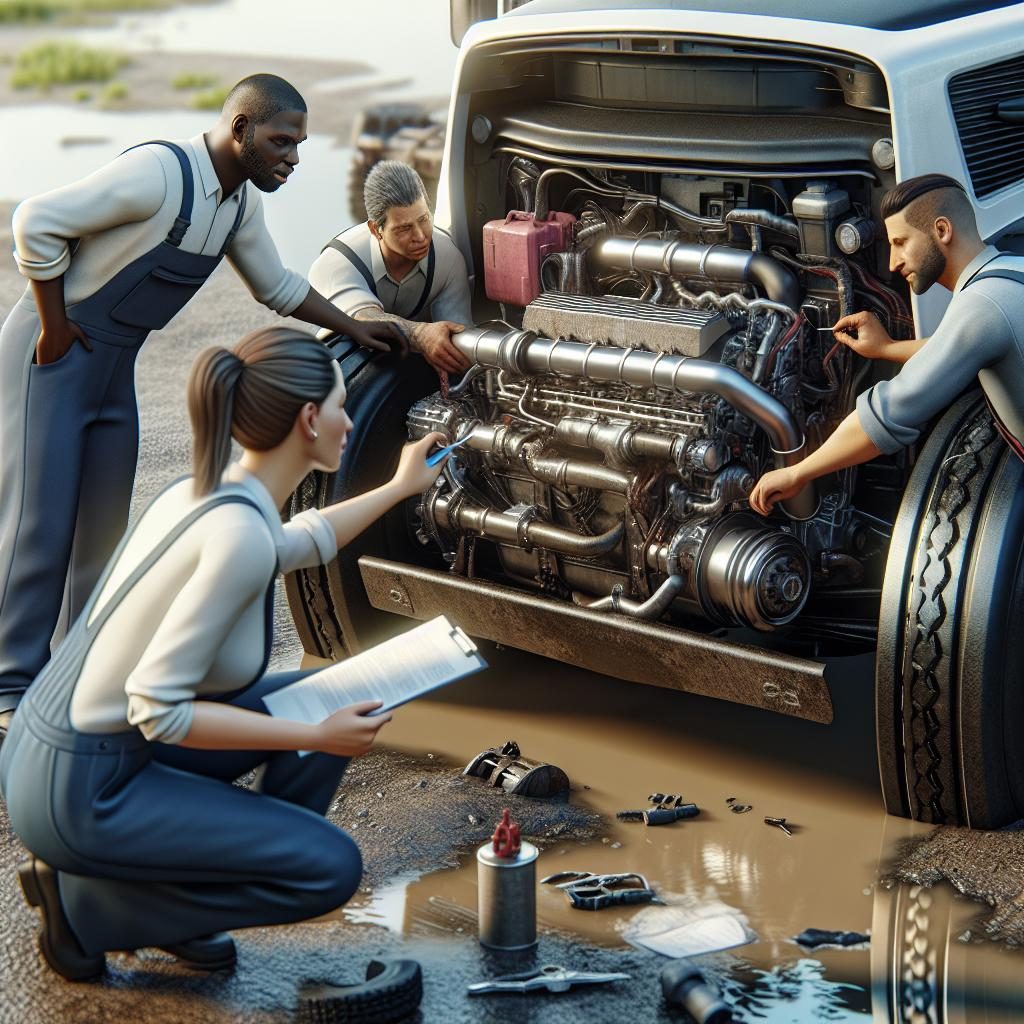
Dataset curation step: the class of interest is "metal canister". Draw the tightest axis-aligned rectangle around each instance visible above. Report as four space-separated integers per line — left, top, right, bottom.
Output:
477 810 538 951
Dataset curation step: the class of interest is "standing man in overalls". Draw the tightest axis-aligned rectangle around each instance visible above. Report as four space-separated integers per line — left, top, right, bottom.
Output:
749 173 1024 515
0 74 400 739
309 160 472 375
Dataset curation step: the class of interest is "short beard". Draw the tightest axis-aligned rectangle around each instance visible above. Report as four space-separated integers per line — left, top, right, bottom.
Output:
240 122 280 194
911 240 946 294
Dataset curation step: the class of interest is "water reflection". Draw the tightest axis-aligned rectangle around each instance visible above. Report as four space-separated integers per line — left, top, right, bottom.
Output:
338 645 1024 1021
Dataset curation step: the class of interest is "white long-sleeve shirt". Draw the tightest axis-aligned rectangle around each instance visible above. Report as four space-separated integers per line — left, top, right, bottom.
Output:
68 464 337 743
12 133 309 315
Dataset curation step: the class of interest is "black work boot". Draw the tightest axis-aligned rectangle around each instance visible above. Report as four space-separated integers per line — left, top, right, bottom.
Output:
18 858 105 982
157 933 237 971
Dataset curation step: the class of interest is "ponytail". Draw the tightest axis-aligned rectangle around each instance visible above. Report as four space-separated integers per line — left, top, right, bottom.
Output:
186 326 337 497
187 347 245 497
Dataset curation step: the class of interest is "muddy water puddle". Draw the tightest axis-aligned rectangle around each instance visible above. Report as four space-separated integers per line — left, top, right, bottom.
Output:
317 643 1024 1021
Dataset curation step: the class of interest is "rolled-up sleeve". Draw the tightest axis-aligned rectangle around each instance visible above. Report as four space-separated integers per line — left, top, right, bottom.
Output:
13 147 166 281
125 521 274 743
278 508 338 573
856 291 1012 454
227 189 310 315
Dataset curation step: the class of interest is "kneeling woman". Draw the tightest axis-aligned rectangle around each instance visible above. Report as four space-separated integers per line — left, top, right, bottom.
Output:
0 326 445 981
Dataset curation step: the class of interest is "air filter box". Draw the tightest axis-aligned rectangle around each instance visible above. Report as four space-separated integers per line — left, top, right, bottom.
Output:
483 210 576 306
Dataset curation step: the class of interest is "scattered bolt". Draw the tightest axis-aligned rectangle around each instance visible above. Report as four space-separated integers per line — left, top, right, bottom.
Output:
414 779 428 789
764 816 793 836
375 791 385 799
356 808 369 819
468 814 479 825
730 804 752 814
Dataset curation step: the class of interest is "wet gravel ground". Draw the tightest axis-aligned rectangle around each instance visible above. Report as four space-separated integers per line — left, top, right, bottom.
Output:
889 825 1024 946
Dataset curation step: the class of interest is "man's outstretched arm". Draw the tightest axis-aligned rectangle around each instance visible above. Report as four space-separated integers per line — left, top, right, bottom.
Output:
354 306 469 374
749 412 882 515
290 288 405 355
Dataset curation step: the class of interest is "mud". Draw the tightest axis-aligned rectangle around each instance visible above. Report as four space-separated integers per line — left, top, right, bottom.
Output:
888 824 1024 946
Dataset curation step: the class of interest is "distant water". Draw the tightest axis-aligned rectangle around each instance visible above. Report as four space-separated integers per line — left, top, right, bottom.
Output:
74 0 459 97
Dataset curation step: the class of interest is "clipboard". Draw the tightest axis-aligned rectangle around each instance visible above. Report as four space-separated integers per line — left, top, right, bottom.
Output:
262 616 487 734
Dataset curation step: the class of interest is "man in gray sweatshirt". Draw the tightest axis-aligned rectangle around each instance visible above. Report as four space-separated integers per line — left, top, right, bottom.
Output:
750 173 1024 515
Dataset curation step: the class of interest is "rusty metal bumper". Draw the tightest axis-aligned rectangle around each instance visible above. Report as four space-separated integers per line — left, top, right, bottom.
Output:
359 556 834 724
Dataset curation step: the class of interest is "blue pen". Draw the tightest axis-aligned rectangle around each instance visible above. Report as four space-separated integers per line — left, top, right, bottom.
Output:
427 436 471 467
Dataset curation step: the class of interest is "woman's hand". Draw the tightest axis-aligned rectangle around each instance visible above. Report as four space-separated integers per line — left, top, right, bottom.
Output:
314 700 393 757
749 466 804 516
391 432 449 498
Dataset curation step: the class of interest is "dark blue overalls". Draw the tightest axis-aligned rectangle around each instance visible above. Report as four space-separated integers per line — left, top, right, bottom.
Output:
0 485 361 956
0 142 246 710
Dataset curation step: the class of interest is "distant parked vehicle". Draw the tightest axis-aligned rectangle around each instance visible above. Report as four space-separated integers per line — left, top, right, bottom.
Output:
347 102 445 221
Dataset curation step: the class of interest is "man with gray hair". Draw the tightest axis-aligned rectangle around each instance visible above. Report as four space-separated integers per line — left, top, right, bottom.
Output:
309 160 472 374
750 172 1024 514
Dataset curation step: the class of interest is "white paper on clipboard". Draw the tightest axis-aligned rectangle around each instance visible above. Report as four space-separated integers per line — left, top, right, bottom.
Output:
262 616 486 746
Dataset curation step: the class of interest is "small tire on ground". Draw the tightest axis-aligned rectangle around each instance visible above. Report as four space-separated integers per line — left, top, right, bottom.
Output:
297 958 423 1024
876 390 1024 829
285 339 440 660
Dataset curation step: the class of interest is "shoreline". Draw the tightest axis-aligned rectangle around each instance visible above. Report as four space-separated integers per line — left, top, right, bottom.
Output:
0 36 413 145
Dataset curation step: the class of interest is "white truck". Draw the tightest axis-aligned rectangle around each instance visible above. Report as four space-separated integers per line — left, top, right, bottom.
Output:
289 0 1024 829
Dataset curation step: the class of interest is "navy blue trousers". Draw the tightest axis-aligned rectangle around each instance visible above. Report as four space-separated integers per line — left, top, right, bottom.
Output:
0 669 362 955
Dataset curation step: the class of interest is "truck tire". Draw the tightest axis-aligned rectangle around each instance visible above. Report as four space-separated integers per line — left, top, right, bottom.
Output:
876 390 1024 829
284 340 440 659
297 958 423 1024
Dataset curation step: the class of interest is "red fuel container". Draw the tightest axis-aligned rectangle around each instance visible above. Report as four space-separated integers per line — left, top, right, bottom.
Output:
482 210 576 306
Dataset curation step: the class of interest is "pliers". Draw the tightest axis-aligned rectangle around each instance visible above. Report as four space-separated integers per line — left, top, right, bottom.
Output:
468 963 631 995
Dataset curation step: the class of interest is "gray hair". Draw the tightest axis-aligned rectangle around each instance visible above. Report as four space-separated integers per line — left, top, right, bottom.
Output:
364 160 427 228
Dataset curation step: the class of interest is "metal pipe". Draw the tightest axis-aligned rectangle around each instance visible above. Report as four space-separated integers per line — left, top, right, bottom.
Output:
466 422 634 491
554 417 683 465
524 450 631 493
576 574 686 620
453 324 816 520
434 493 624 556
596 238 801 312
725 208 800 242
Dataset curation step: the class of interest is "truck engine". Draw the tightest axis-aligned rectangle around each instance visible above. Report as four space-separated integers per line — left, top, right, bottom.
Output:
407 159 911 639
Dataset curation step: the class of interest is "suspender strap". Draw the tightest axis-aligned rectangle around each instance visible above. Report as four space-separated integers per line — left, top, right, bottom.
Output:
83 491 264 637
968 268 1024 288
323 239 378 297
965 263 1024 462
219 186 248 257
409 240 436 320
322 234 437 318
122 141 194 247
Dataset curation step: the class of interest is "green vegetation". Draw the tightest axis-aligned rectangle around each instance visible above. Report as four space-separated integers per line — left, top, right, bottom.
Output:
99 80 128 105
172 71 218 90
190 84 230 111
71 86 91 101
10 41 129 91
0 0 191 23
